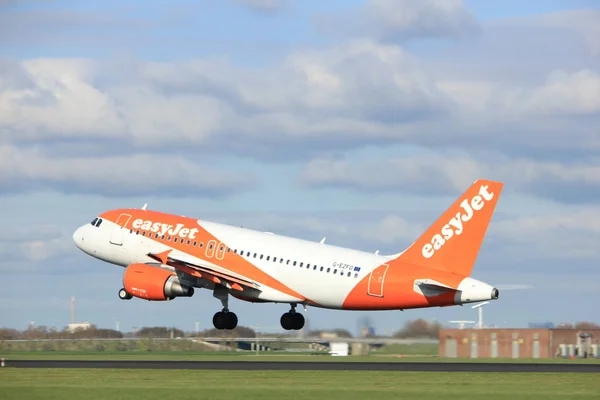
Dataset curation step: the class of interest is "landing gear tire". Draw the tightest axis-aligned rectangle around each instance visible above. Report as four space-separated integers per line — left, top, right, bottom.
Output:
213 311 238 330
118 288 132 300
280 312 304 330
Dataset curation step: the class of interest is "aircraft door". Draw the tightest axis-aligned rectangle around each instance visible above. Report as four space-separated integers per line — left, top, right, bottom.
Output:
110 213 132 246
367 264 389 297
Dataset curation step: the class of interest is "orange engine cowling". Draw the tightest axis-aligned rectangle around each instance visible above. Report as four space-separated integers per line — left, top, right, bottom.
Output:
123 263 194 301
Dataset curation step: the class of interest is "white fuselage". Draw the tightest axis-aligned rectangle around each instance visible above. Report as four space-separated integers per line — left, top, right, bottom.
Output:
74 217 394 308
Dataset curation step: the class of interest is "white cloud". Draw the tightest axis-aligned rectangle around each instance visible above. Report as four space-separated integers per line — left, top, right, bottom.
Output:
300 154 480 196
361 0 479 40
0 144 254 197
317 0 479 42
437 68 600 117
490 209 600 259
1 58 125 142
521 9 600 57
0 6 598 203
299 152 600 204
0 40 452 157
519 69 600 116
1 28 596 165
0 222 72 268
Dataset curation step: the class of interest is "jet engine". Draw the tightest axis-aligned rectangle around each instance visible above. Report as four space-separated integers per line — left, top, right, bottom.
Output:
122 263 194 301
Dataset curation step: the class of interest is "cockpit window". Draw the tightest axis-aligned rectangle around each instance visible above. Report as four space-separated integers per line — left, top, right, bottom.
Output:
90 217 103 227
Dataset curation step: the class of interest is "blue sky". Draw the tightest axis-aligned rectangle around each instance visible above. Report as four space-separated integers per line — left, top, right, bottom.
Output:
1 0 599 335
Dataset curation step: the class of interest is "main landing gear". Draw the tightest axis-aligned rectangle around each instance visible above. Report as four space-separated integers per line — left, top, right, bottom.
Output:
118 288 132 300
212 287 238 330
280 303 305 331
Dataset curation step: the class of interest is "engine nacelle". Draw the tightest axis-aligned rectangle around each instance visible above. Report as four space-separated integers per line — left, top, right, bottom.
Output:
123 263 194 301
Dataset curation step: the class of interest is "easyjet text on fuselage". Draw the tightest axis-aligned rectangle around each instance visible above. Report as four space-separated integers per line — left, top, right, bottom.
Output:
131 218 199 239
421 184 494 259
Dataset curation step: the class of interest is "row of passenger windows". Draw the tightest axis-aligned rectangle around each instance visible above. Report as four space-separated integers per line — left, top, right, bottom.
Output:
131 229 360 278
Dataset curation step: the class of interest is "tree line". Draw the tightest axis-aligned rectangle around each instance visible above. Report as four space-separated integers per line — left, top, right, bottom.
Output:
1 320 598 341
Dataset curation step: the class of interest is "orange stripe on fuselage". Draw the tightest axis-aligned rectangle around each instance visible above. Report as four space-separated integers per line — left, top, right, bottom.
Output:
99 209 307 302
342 261 464 310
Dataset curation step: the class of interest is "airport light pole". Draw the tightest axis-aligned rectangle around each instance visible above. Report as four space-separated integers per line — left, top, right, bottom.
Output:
472 301 490 329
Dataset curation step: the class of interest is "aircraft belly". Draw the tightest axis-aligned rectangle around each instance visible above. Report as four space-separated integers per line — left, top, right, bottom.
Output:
255 287 304 303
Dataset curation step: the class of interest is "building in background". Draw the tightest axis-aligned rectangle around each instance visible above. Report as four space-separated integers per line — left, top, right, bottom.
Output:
66 295 92 333
439 328 600 359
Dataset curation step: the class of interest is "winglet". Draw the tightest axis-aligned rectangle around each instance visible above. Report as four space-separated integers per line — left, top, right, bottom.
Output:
320 237 326 244
394 179 504 277
142 203 148 211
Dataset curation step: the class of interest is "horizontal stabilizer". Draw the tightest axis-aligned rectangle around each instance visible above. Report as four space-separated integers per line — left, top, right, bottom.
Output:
413 279 456 297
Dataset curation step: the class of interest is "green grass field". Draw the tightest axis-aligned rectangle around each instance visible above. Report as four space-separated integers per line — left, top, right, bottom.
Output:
0 369 598 400
3 351 600 363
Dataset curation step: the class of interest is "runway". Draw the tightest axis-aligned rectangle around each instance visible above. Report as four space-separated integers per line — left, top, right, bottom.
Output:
5 360 600 372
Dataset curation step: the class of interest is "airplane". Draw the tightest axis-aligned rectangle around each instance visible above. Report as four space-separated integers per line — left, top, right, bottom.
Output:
72 179 503 331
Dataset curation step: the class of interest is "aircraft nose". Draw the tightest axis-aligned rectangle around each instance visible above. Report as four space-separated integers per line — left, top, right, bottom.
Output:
72 226 85 248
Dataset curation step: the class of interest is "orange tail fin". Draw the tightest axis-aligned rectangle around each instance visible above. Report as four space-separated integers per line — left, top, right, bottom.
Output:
394 179 504 277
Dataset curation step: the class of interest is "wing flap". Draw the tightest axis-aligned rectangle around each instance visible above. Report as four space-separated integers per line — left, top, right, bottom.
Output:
147 249 259 291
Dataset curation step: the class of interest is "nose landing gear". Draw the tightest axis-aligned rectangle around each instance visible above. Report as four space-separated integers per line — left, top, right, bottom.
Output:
118 288 132 300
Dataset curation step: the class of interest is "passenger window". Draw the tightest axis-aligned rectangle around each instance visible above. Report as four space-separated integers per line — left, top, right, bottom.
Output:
327 268 330 273
293 261 297 266
173 237 177 242
253 253 257 258
300 262 303 267
347 272 351 277
260 254 263 259
313 266 317 270
194 241 197 246
266 255 270 261
320 267 324 271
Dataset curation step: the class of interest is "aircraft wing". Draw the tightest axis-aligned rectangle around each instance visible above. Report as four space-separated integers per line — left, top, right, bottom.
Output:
147 249 260 292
